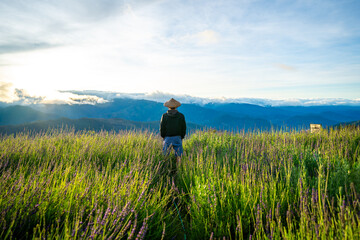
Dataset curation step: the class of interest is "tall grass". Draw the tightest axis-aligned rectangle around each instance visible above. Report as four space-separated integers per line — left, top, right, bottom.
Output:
181 129 360 239
0 128 359 239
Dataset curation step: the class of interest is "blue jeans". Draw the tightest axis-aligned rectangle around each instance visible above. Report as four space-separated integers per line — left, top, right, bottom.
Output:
163 136 183 157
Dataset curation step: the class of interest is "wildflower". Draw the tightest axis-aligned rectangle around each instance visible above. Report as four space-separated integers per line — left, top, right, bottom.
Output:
135 220 148 240
101 207 111 225
128 213 138 239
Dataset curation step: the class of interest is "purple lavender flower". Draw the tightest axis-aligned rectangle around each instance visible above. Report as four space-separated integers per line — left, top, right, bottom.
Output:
119 220 131 237
112 206 117 215
135 220 148 240
128 214 138 239
311 188 318 204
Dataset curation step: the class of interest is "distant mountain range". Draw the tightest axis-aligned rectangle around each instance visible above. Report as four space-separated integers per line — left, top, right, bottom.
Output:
0 105 57 125
0 117 202 135
332 120 360 129
0 98 360 134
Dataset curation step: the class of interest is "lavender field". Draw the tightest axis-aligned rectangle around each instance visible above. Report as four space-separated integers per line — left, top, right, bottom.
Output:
0 128 359 239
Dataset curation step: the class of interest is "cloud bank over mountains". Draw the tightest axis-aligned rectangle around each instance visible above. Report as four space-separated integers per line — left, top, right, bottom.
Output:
1 84 359 107
51 90 360 107
0 83 106 105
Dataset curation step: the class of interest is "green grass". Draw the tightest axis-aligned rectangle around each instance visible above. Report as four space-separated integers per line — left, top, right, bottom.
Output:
0 128 359 239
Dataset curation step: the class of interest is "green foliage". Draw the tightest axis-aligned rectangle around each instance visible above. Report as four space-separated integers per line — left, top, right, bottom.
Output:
0 128 359 239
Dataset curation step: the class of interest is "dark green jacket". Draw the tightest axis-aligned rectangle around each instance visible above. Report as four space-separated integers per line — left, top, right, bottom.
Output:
160 110 186 139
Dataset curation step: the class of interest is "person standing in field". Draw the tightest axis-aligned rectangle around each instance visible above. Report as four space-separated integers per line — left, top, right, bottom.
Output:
160 98 186 164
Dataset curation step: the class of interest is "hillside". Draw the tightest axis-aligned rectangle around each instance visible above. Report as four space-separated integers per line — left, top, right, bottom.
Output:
1 129 359 239
0 117 203 135
1 98 360 131
0 105 57 125
332 120 360 129
283 114 338 130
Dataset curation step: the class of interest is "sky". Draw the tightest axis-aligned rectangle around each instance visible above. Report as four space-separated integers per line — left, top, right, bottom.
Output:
0 0 359 104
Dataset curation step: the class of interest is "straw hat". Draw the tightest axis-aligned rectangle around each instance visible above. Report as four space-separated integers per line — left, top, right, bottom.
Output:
164 98 181 108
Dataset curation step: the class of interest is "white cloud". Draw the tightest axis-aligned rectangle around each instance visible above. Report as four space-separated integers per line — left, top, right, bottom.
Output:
0 81 14 102
196 30 220 45
2 87 360 106
58 90 360 106
274 63 297 71
9 89 107 105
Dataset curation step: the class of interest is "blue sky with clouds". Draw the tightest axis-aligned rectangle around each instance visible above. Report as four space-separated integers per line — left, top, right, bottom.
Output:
0 0 359 103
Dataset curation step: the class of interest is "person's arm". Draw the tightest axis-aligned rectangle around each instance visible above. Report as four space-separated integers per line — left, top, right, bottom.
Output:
181 114 186 139
160 114 166 138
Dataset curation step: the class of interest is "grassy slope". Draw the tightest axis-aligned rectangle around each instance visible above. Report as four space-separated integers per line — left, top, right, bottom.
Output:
0 128 359 239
